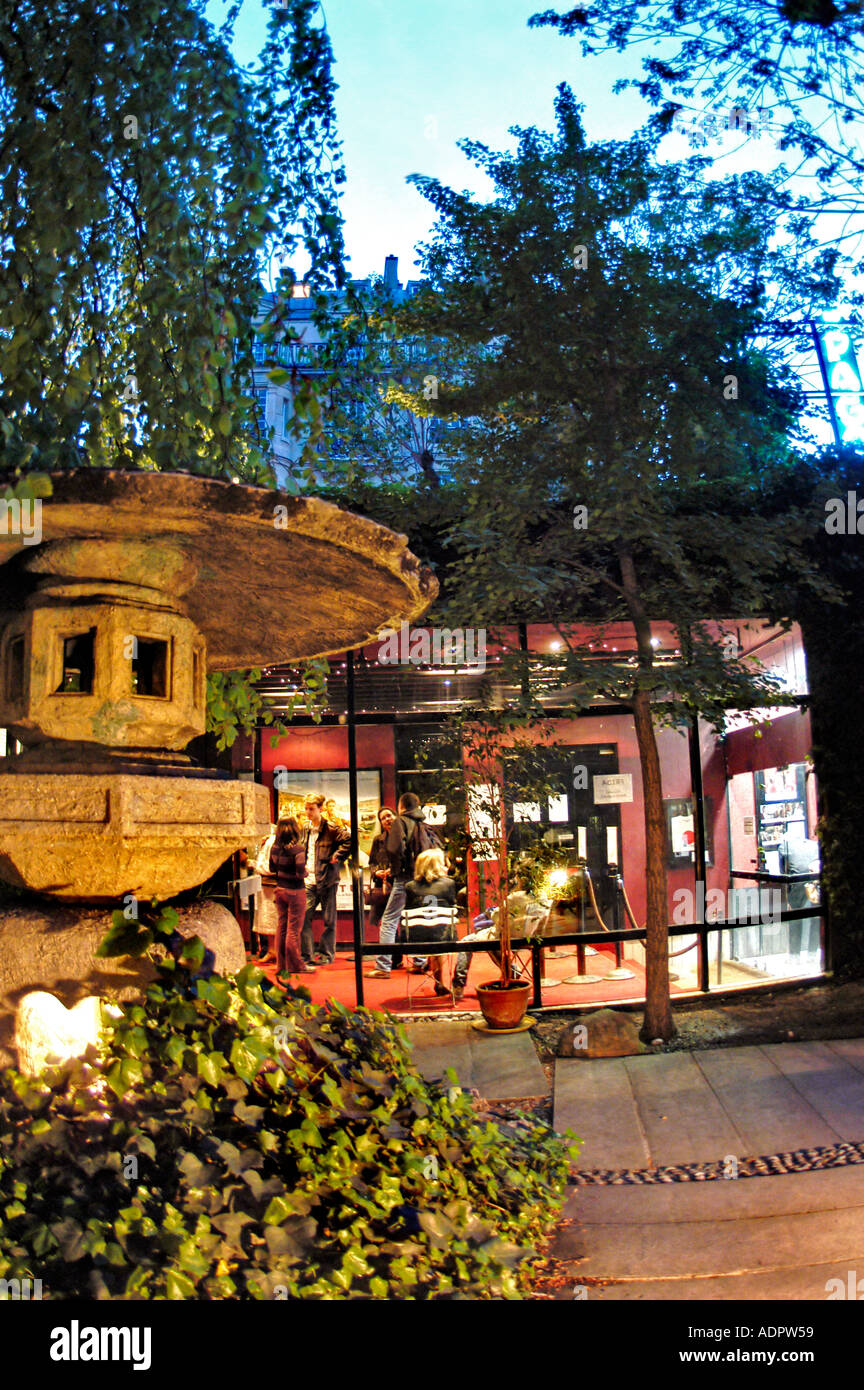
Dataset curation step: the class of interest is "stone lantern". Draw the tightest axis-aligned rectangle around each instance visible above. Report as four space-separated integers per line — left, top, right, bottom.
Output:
0 470 436 1061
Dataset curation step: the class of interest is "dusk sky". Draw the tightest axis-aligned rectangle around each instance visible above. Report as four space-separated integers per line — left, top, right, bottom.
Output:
230 0 663 279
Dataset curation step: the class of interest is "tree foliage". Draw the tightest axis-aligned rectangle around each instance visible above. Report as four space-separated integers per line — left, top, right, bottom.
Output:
0 0 345 479
530 1 864 232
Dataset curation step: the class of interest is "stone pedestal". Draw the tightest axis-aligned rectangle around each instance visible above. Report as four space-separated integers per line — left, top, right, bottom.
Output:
0 899 246 1067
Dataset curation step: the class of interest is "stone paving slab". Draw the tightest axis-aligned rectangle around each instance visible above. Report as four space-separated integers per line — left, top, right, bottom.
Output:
554 1201 864 1280
553 1057 650 1170
402 1021 547 1100
622 1052 745 1166
556 1262 861 1300
694 1045 840 1154
554 1041 864 1301
824 1036 864 1076
761 1041 864 1140
570 1163 864 1225
556 1039 864 1170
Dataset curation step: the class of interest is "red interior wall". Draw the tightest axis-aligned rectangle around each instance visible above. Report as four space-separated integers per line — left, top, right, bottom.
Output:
724 710 812 777
259 725 397 818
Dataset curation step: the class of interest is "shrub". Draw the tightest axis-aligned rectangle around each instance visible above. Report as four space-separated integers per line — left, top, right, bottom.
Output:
0 906 579 1299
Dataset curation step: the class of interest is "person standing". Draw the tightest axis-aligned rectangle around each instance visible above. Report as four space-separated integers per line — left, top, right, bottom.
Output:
301 793 351 966
367 806 395 925
268 817 315 981
366 792 439 980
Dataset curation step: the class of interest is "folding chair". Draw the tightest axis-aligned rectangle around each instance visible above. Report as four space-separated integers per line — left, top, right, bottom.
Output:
492 902 549 987
401 904 458 1005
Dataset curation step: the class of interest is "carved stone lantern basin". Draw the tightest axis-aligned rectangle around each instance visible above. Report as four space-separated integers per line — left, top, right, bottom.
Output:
0 470 437 900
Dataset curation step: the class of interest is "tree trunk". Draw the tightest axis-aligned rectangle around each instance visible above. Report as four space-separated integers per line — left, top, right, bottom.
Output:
617 544 676 1042
631 687 675 1040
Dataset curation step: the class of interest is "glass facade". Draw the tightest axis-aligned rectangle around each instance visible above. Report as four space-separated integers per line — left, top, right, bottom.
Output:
250 620 824 1011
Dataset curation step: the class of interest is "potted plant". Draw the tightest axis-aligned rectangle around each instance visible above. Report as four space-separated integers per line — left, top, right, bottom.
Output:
459 711 562 1030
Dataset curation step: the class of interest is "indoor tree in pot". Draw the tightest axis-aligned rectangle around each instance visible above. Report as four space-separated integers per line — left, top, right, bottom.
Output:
458 703 565 1030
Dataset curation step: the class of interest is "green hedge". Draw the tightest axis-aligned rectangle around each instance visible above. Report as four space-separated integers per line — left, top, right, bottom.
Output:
0 908 579 1299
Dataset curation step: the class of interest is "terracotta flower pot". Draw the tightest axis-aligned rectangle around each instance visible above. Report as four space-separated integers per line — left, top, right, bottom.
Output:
476 980 531 1030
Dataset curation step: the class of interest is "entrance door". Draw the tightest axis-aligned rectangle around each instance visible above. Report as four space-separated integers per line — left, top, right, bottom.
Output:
503 743 622 923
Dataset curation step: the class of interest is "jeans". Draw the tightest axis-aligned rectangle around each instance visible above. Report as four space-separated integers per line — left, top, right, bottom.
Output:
274 887 306 973
301 881 338 963
376 879 407 973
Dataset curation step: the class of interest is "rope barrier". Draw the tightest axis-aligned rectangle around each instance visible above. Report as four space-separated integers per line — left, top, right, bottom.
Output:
582 869 612 933
603 871 699 961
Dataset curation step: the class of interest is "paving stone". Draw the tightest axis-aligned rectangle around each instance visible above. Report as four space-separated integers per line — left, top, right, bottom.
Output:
565 1163 864 1226
402 1020 546 1100
554 1058 650 1170
558 1262 861 1301
694 1045 839 1154
623 1052 745 1166
761 1041 864 1141
550 1039 864 1300
555 1203 864 1280
824 1036 864 1077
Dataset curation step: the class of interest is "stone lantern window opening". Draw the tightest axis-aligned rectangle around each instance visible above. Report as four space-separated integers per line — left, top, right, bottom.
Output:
130 636 170 699
5 636 24 704
54 630 95 695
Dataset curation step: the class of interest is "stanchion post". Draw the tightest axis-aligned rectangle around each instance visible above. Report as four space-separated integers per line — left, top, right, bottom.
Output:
346 651 365 1008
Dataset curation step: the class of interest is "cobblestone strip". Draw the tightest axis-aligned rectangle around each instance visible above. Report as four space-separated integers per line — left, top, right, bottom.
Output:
568 1139 864 1186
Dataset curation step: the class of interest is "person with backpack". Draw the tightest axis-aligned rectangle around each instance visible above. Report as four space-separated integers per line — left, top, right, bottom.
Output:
365 792 440 980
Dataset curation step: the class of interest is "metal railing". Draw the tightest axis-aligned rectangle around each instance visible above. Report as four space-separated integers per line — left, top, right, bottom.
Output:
346 868 825 1011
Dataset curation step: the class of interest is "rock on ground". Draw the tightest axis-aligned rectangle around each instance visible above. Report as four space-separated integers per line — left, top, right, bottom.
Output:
556 1007 646 1059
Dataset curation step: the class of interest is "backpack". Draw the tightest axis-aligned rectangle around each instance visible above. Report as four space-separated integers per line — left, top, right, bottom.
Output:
394 815 441 879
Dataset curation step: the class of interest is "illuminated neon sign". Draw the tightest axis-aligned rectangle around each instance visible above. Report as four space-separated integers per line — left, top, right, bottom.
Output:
815 324 864 445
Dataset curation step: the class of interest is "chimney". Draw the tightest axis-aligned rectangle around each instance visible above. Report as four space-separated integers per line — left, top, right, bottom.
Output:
383 255 400 291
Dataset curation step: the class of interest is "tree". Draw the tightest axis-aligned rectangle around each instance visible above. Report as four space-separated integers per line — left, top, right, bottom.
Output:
393 87 838 1038
0 0 348 746
530 2 864 235
303 275 460 492
0 0 345 480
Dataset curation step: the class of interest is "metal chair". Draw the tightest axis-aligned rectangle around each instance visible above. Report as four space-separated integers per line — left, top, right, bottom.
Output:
491 901 549 986
401 904 458 1005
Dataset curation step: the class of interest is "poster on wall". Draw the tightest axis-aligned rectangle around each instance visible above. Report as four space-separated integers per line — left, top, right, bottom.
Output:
761 766 798 802
276 770 382 863
664 796 714 868
467 783 500 862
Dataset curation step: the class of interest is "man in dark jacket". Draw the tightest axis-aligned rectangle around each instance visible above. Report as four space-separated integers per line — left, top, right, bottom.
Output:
366 792 437 979
300 793 351 965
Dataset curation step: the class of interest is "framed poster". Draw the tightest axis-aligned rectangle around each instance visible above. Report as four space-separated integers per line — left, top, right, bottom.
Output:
664 796 714 868
276 769 382 863
467 783 500 862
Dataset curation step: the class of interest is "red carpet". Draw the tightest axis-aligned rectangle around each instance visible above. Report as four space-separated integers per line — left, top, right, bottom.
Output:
254 939 687 1014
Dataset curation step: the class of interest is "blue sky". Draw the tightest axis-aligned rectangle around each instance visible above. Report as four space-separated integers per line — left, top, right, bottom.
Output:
221 0 855 446
230 0 653 281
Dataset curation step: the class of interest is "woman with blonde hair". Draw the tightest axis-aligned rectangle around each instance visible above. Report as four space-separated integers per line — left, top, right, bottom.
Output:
404 848 457 997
